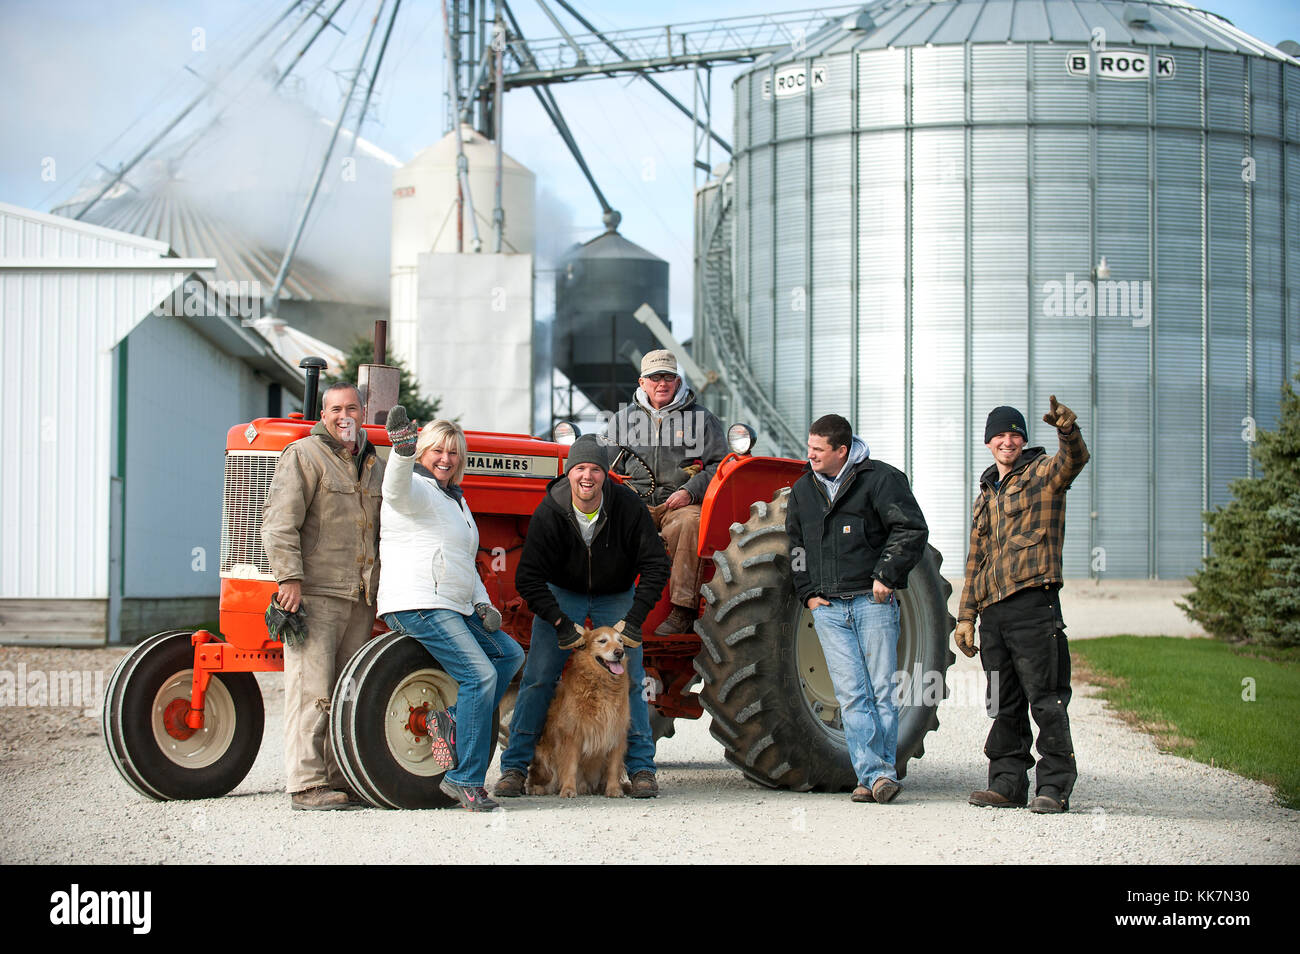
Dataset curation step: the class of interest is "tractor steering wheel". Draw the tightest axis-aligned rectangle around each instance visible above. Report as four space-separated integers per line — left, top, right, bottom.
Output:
609 444 658 501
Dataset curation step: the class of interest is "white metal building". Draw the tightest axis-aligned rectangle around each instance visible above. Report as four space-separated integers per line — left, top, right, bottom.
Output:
0 202 302 644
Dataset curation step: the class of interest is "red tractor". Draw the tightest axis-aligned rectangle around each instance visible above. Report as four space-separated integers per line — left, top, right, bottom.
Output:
104 383 955 808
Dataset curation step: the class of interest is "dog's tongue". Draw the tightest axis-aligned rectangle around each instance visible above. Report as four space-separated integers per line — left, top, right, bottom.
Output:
610 662 625 675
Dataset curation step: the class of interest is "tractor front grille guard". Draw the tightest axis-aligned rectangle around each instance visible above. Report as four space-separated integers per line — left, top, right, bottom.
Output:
219 451 280 581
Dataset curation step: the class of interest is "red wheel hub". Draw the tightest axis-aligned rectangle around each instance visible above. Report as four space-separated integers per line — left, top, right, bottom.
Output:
162 698 199 741
405 704 430 738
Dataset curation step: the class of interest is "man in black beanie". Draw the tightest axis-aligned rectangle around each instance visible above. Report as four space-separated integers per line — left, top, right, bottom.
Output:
955 396 1089 814
494 434 670 798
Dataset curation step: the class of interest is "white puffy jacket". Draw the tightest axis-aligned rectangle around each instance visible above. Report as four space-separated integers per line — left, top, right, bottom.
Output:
376 453 490 618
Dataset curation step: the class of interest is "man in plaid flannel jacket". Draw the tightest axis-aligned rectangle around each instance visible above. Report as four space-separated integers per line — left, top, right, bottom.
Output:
954 396 1089 814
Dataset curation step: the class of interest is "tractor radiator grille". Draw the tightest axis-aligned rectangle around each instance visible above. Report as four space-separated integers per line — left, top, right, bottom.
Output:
220 451 280 581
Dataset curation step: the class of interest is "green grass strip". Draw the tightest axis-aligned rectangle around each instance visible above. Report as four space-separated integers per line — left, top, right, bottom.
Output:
1071 636 1300 810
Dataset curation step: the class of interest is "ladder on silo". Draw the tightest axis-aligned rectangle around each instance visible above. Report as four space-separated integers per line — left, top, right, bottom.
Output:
698 173 803 458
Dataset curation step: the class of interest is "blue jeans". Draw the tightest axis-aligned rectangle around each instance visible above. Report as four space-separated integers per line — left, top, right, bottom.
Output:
811 594 901 787
383 609 525 788
500 585 655 777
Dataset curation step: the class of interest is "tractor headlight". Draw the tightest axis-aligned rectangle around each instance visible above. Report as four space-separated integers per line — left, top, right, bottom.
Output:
552 421 580 446
727 423 757 455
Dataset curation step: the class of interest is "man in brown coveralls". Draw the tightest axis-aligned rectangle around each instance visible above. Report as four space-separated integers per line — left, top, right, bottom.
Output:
261 382 384 810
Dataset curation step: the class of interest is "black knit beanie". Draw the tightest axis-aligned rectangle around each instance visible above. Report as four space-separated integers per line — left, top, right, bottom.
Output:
564 434 609 476
984 406 1028 444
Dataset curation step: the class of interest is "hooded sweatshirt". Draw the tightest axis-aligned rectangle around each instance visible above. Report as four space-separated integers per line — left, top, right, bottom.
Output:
607 376 727 506
514 475 670 631
813 436 871 502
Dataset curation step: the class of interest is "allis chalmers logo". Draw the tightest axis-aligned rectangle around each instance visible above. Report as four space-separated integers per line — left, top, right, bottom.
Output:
464 453 557 478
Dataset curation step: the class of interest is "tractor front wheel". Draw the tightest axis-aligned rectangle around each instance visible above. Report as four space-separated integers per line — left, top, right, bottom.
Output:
103 630 264 800
331 631 498 809
694 489 955 791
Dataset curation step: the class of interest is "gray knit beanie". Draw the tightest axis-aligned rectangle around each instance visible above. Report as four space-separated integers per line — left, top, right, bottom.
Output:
564 434 609 476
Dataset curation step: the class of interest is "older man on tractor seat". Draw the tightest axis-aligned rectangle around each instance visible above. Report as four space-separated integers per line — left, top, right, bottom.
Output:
606 350 726 635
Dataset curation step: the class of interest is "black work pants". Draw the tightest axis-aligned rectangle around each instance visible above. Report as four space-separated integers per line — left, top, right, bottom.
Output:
978 584 1076 804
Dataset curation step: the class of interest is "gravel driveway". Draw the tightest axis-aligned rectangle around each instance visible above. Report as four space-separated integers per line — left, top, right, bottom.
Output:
1 641 1295 865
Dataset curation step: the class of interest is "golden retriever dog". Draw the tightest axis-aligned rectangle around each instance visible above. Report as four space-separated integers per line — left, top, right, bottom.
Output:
527 627 631 798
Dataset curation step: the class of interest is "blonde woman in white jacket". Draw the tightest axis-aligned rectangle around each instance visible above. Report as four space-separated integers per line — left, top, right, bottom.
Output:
378 411 524 811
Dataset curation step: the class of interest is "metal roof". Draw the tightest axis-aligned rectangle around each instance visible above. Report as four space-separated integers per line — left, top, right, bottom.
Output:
49 106 400 306
563 228 668 263
53 162 344 303
753 0 1300 66
249 317 346 377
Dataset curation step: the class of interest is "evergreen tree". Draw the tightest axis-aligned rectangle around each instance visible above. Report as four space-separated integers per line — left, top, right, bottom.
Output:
326 336 441 425
1181 371 1300 646
1251 491 1300 645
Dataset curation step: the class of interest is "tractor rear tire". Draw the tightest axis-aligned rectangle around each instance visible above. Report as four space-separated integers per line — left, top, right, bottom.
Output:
331 631 499 809
103 630 264 800
694 488 955 791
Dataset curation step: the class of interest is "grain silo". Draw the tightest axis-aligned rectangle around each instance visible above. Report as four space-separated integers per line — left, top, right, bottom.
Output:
719 0 1300 577
390 125 537 431
554 228 668 413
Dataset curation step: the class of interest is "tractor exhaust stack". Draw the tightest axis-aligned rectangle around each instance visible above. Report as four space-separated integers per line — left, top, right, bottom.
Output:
299 356 327 421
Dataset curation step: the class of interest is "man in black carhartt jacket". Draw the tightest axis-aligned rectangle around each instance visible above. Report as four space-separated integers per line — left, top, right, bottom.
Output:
495 435 670 799
786 414 928 803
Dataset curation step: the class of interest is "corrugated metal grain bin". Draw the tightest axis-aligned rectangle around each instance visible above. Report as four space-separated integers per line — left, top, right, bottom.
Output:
722 0 1300 577
555 229 668 412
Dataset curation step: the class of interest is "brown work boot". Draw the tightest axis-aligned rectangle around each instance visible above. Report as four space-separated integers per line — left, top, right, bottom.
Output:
871 777 901 804
629 771 659 798
1029 793 1068 814
493 769 526 798
654 606 696 636
968 788 1027 808
851 785 875 803
291 785 352 811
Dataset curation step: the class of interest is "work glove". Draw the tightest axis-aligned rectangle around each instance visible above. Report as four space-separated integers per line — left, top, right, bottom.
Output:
386 404 418 457
266 595 308 649
1043 395 1077 433
680 462 702 479
613 619 642 648
555 615 586 651
474 601 502 633
954 620 977 658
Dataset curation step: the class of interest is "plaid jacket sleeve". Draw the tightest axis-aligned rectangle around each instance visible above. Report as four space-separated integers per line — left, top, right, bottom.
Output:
963 425 1090 615
1046 425 1090 493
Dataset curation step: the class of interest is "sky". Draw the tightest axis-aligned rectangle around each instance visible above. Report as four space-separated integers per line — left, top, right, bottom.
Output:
3 0 1299 340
